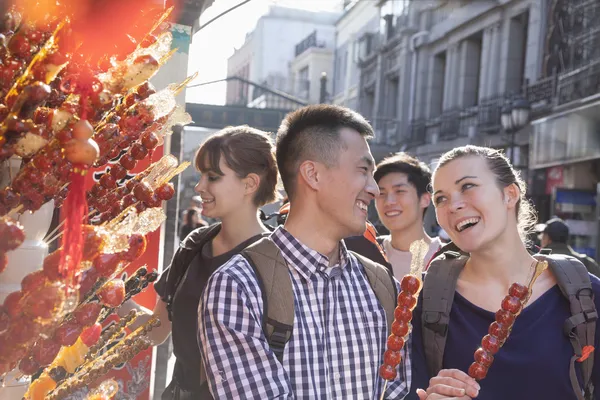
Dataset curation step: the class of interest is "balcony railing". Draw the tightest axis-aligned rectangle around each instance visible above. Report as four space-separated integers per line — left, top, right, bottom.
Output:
556 59 600 106
295 31 326 57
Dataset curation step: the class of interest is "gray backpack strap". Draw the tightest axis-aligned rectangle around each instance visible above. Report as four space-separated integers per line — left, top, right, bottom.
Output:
422 251 467 377
351 251 398 337
242 238 294 363
544 254 597 400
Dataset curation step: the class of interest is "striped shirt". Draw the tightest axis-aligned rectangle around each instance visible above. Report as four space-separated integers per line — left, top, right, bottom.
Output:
198 227 411 399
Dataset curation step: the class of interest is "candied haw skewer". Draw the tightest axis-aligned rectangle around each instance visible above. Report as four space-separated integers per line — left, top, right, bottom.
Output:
379 274 421 382
468 261 548 382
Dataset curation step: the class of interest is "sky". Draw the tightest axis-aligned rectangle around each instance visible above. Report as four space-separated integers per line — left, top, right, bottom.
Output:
185 0 345 105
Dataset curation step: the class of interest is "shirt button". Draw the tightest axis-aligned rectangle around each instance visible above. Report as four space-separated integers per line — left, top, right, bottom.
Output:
334 372 341 382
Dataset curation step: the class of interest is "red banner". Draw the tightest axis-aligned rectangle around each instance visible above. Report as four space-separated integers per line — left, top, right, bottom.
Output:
82 146 164 399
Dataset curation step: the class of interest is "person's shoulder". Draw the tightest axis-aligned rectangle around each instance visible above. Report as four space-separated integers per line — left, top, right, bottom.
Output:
206 253 262 294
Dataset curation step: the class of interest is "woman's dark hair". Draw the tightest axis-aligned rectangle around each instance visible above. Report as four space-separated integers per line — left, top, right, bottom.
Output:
195 125 280 207
435 145 537 243
185 208 197 226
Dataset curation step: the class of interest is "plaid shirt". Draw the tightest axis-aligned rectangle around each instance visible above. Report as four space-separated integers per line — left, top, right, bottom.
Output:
198 227 411 399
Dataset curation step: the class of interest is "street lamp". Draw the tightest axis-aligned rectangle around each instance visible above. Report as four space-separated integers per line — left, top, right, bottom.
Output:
501 96 531 165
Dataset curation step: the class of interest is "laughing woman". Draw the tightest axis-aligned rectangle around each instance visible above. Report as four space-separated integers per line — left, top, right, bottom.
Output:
408 145 600 400
120 126 279 400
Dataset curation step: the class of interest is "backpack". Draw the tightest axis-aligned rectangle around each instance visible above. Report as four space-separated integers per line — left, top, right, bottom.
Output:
422 250 597 400
240 237 398 362
164 223 222 321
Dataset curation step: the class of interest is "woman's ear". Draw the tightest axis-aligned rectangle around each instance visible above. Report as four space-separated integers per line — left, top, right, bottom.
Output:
243 173 261 196
503 183 520 209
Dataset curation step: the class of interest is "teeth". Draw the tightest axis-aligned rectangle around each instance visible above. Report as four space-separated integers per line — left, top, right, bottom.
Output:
385 211 401 217
456 218 480 231
356 201 368 211
202 199 214 204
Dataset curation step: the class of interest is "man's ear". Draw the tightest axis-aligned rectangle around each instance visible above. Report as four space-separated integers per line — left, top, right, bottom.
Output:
298 160 321 191
242 173 260 196
419 192 432 210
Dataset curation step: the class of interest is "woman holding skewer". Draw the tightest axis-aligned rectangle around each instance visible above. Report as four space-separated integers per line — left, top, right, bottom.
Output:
408 145 600 400
118 125 279 400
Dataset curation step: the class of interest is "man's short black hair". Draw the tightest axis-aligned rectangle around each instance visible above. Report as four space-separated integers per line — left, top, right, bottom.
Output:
374 152 431 197
276 104 374 200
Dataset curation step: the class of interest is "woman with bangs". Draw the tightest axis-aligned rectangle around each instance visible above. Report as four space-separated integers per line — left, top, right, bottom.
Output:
119 125 279 400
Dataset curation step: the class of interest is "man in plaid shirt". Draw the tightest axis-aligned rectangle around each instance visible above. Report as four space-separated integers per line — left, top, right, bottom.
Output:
198 105 411 399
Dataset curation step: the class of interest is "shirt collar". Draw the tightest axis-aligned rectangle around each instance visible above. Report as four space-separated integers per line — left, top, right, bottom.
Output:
270 226 350 281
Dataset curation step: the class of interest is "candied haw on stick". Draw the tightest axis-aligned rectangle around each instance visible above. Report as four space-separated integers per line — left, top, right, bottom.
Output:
468 261 548 382
379 274 423 386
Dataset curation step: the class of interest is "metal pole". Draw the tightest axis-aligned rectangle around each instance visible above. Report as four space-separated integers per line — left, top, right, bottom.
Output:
511 128 516 166
320 72 328 104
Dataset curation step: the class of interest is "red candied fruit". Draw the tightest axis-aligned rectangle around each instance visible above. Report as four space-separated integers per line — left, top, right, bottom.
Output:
481 334 501 355
78 267 99 298
130 143 148 160
383 350 402 367
82 226 104 261
19 356 40 376
145 193 162 208
474 348 494 367
508 283 529 300
99 173 117 189
123 234 147 262
379 364 397 381
391 320 410 337
397 291 417 309
97 279 125 308
23 284 64 320
32 338 61 366
74 302 102 327
133 181 153 203
141 132 159 149
8 316 41 345
80 322 102 347
400 275 421 295
155 183 175 201
42 249 63 281
488 321 509 341
92 253 122 278
386 335 405 352
110 164 127 180
21 270 47 293
501 295 522 315
0 219 25 251
394 306 412 323
119 154 137 170
4 290 23 318
0 252 6 274
468 362 488 381
495 309 515 326
0 307 8 333
54 321 83 347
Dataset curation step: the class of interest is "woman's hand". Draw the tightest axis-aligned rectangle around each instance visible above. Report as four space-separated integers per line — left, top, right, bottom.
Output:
416 369 480 399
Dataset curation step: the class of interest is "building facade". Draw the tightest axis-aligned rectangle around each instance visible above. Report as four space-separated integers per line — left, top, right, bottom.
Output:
355 0 600 256
332 0 380 111
225 6 339 107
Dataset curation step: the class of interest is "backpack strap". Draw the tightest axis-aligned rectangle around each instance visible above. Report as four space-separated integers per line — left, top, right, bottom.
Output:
544 254 597 400
350 251 398 337
422 251 467 377
241 238 294 363
165 223 221 321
